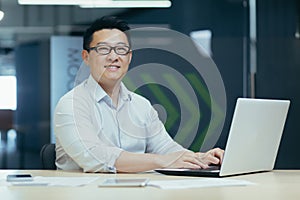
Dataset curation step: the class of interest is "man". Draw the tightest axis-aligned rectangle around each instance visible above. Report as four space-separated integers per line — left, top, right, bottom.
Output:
54 16 224 173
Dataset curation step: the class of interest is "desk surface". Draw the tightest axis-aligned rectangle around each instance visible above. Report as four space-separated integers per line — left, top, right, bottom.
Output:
1 170 299 200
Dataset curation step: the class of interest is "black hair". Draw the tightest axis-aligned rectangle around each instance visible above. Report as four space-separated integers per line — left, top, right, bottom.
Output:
83 16 131 51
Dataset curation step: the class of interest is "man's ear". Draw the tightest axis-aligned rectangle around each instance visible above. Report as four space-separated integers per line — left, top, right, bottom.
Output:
128 50 133 64
82 50 89 65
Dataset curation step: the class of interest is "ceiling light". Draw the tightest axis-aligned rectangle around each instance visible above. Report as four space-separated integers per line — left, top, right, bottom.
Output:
18 0 92 5
18 0 111 5
80 1 171 8
0 10 4 21
18 0 171 8
0 0 4 21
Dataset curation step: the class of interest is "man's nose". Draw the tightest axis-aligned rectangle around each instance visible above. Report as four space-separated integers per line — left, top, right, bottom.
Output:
106 49 118 61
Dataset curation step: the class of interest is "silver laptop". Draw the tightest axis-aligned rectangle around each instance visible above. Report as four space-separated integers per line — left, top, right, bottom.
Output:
155 98 290 177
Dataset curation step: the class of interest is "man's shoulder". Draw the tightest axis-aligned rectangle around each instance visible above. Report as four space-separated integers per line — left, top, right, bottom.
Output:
60 80 91 98
121 83 149 104
56 82 91 108
130 92 152 106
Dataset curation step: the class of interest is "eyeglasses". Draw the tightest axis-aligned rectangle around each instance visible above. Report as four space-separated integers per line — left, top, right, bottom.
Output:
88 44 131 55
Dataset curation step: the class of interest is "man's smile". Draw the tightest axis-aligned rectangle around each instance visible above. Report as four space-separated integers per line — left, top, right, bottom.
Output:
104 65 121 69
104 65 120 68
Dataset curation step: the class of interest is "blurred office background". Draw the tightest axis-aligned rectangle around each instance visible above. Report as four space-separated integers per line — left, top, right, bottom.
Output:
0 0 299 169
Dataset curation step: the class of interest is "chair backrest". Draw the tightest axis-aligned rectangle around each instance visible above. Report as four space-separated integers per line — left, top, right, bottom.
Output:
0 109 13 131
40 143 56 169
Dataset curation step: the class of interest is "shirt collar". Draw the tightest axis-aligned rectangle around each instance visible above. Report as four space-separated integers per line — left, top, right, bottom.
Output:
85 75 132 103
119 82 132 102
85 75 107 102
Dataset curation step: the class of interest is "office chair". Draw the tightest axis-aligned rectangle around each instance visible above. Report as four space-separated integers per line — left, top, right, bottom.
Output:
40 143 56 169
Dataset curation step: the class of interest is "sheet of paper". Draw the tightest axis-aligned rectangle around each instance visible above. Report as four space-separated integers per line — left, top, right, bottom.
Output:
0 176 99 187
33 176 99 187
147 178 255 189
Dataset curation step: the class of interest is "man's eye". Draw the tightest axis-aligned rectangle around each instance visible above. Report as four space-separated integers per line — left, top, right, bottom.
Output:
97 47 110 52
117 47 126 51
116 47 129 52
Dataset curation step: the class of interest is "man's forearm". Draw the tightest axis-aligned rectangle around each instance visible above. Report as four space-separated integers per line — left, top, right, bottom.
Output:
114 151 163 172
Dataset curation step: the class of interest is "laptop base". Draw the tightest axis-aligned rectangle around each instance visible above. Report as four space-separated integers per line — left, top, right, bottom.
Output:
155 168 221 178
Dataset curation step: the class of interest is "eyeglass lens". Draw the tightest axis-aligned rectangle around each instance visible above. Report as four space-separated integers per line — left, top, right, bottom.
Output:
95 45 130 55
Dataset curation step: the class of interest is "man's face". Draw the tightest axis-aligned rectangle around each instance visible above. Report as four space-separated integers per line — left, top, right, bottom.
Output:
82 28 132 86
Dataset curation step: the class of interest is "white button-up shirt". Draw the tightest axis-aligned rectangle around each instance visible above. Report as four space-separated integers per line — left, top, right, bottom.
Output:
54 75 184 172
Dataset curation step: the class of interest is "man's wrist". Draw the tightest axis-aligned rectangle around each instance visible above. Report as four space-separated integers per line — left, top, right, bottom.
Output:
152 154 165 168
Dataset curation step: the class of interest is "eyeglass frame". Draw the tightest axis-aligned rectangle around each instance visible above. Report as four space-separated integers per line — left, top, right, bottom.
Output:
87 44 131 55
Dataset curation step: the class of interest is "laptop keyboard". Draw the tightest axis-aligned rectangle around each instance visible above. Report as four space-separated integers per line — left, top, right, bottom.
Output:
191 165 221 172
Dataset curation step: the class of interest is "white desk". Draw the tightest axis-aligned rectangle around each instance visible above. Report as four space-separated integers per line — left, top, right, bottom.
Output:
1 170 300 200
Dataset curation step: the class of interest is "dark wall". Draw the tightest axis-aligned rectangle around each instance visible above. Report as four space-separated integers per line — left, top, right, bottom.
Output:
256 0 300 169
15 40 50 168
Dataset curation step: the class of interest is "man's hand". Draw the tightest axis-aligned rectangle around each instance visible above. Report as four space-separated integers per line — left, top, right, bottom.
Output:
161 148 224 169
196 147 224 166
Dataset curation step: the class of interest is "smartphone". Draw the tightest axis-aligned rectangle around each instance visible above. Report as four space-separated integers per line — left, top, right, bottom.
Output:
98 178 149 187
6 174 33 182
